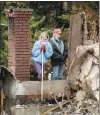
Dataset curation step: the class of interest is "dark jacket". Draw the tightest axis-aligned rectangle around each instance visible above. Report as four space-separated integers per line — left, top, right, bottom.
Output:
50 39 68 66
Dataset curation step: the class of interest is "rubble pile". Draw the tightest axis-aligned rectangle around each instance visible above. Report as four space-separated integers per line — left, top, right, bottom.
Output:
67 43 99 101
48 98 98 115
1 97 99 115
46 43 99 115
63 42 99 115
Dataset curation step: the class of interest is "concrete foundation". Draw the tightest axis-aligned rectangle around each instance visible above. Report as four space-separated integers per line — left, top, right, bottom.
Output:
4 80 67 99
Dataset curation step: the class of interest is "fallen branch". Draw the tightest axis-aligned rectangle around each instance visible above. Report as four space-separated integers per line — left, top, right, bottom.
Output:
52 94 65 112
65 92 75 111
41 101 69 115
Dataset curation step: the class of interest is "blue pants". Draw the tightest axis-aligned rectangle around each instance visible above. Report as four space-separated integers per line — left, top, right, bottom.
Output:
52 64 64 80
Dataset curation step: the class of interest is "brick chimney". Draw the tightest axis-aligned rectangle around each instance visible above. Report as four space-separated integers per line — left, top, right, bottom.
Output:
7 9 32 81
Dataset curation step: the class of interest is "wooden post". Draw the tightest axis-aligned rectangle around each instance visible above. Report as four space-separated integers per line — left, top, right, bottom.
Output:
0 81 5 115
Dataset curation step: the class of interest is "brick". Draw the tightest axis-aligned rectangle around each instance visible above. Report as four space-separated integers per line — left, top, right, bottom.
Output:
14 20 19 23
24 68 30 71
13 14 29 18
16 69 30 72
14 28 22 32
15 54 29 58
18 32 27 34
21 58 30 61
28 12 33 15
18 40 29 43
15 46 30 50
22 34 30 37
15 26 27 29
19 20 29 23
16 77 29 81
26 32 31 35
14 12 26 15
14 25 23 28
22 23 29 26
14 18 22 21
16 61 23 66
15 69 23 72
24 12 29 14
22 17 30 20
20 48 30 51
25 48 30 50
14 34 23 38
22 37 30 40
21 61 30 64
15 66 30 69
16 54 30 58
14 22 23 25
15 72 29 75
15 52 23 55
23 23 29 26
14 38 25 41
16 48 26 51
15 57 23 61
17 49 27 52
16 73 29 76
22 29 30 32
14 23 23 26
22 52 31 55
27 14 32 17
15 41 26 45
16 60 29 63
14 40 25 43
20 62 30 66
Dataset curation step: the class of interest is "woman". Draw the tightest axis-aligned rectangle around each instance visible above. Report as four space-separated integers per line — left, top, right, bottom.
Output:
32 32 53 81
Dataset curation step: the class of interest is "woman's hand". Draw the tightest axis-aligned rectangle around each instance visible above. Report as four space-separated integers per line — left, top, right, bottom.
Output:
40 45 46 52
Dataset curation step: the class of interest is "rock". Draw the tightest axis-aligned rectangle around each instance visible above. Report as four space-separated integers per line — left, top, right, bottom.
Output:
83 40 94 45
76 90 86 101
87 105 99 115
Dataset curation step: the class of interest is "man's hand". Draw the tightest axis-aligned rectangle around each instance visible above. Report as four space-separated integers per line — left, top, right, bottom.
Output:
40 45 46 52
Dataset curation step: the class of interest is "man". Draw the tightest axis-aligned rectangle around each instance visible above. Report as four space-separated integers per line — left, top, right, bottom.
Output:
50 28 68 80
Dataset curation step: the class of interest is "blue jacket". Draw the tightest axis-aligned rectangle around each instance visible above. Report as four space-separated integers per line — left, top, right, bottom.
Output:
32 40 53 64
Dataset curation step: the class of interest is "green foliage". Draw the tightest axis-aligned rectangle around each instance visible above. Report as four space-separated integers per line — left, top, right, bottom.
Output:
2 1 29 9
0 40 8 67
58 14 70 21
30 16 46 30
0 11 8 66
29 2 57 16
1 13 7 24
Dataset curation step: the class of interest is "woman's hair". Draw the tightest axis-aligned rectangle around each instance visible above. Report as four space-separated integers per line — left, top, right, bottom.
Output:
39 31 49 40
